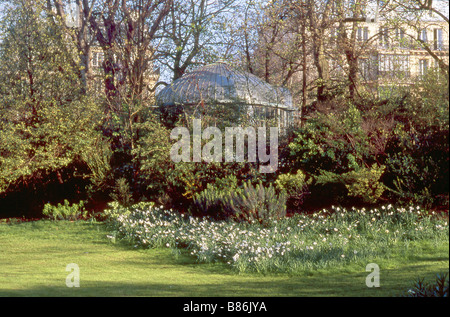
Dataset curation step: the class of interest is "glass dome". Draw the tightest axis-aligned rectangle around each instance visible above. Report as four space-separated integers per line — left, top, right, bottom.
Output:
155 61 293 110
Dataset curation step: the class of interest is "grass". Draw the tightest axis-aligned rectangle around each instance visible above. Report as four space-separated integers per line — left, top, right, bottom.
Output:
0 219 448 297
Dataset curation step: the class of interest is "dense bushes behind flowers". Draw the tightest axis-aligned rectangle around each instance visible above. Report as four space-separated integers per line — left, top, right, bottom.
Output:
192 180 287 226
105 202 449 274
288 79 449 210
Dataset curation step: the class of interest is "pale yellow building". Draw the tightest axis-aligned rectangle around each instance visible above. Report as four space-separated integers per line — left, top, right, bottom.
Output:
354 18 449 97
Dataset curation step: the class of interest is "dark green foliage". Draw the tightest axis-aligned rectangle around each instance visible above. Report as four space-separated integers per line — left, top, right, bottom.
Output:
135 110 266 211
109 178 134 208
287 73 449 209
193 180 287 226
381 71 449 208
403 272 449 297
384 132 448 208
288 101 390 207
315 164 386 204
172 162 261 213
226 181 287 226
192 175 241 219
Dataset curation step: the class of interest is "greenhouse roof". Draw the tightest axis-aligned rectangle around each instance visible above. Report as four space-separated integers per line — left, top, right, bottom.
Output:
155 61 293 109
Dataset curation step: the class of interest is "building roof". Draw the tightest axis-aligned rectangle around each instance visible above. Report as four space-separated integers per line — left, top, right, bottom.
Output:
155 61 293 109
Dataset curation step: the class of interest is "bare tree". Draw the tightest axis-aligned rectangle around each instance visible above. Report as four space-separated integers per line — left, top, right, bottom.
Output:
86 1 172 105
336 0 365 100
157 0 237 81
232 0 310 113
305 0 335 102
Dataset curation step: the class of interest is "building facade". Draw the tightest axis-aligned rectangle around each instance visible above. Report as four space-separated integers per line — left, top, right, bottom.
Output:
354 18 449 97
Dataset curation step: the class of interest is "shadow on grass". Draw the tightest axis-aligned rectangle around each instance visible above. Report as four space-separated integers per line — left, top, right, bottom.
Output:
406 255 450 262
2 263 447 297
0 278 366 297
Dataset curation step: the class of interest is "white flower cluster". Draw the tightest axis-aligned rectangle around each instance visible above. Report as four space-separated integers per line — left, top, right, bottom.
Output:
107 203 449 273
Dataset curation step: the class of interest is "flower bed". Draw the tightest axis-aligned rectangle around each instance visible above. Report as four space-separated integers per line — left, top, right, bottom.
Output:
105 202 449 274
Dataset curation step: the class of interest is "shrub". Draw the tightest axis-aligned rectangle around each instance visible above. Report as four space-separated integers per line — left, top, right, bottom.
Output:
134 112 265 210
110 178 134 207
0 1 105 216
379 71 448 208
42 200 88 221
102 201 151 224
132 113 174 204
384 127 448 208
313 164 386 206
193 179 287 226
288 102 389 206
403 272 449 297
289 90 449 209
225 181 287 226
192 175 241 219
275 170 310 211
343 164 386 203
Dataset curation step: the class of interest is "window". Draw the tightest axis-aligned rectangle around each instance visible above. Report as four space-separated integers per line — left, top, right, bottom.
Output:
92 52 104 68
393 28 407 48
433 59 442 79
395 28 405 39
359 58 371 80
379 27 389 48
419 59 428 77
378 54 410 79
357 27 369 42
433 28 443 50
92 52 98 67
266 108 277 120
359 56 378 81
66 2 80 28
347 0 356 18
329 28 339 44
418 28 428 42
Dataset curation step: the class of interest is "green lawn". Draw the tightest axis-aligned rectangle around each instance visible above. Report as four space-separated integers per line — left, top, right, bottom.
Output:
0 220 448 297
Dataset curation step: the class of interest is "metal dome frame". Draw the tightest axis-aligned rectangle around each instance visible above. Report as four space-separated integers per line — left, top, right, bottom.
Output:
155 61 296 128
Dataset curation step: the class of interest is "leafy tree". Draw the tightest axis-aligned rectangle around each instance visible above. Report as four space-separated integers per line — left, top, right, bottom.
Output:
0 0 103 211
